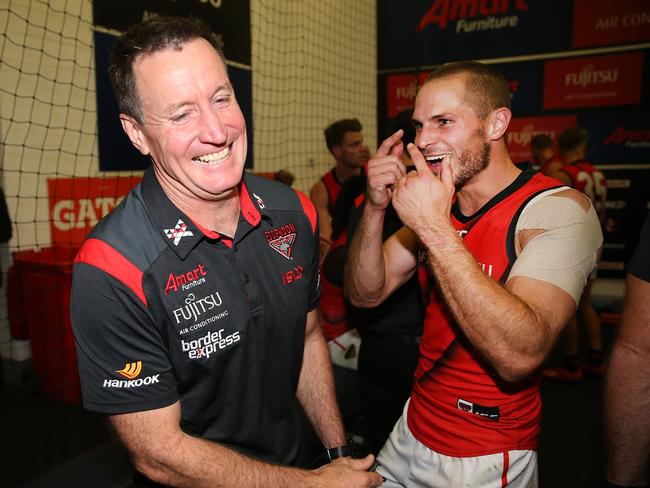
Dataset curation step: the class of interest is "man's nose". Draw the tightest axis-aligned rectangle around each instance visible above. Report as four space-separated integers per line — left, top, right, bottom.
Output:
199 108 227 144
415 125 441 150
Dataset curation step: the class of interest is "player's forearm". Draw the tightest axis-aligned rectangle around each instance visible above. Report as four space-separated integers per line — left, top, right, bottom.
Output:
605 277 650 485
420 221 551 381
297 323 347 448
605 341 650 485
133 432 319 488
344 204 388 306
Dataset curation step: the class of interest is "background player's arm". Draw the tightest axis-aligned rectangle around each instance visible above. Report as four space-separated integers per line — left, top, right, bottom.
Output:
605 273 650 486
309 180 332 262
110 399 381 487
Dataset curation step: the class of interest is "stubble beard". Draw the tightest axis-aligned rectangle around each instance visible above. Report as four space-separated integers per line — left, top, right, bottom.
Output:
454 131 491 190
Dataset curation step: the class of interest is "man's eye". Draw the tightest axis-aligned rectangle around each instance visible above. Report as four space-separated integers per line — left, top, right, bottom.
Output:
214 96 231 106
172 113 189 122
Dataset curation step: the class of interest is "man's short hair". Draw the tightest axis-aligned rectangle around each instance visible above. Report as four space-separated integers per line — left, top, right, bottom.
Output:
386 109 415 146
108 16 225 123
531 134 553 151
424 61 511 119
324 118 362 151
558 127 589 153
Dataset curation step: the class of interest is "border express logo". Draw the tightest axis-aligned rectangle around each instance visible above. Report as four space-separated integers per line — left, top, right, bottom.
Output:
164 219 194 246
265 223 296 259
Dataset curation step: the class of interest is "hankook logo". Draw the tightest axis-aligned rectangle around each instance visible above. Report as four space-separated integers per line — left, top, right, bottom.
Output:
116 361 142 380
103 361 160 389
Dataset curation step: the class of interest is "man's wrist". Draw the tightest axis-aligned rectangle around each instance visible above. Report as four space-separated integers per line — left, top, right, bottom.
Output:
326 443 354 461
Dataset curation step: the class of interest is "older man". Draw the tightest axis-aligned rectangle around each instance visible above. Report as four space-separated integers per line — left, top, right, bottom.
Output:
71 16 381 488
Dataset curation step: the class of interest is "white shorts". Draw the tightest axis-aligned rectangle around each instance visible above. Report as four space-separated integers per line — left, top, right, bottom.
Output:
375 400 538 488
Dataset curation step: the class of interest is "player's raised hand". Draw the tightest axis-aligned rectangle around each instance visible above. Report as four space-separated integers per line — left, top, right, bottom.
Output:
366 130 408 210
392 143 455 234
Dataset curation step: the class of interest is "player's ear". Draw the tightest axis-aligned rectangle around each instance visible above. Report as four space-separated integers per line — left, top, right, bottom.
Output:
486 107 511 141
120 114 151 156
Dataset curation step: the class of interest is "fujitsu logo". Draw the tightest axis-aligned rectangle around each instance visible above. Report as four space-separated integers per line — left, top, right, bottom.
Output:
172 291 224 324
165 264 207 294
417 0 529 30
265 223 297 259
396 79 418 101
564 65 618 88
507 125 553 147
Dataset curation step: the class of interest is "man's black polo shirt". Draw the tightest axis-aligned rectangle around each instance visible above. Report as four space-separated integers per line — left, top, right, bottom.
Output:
71 168 320 465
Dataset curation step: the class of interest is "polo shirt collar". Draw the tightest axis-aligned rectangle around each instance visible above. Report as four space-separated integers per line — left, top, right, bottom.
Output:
140 168 265 258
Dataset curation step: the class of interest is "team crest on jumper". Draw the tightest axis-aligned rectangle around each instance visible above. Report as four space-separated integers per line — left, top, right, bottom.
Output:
265 223 297 259
164 219 194 246
252 192 266 209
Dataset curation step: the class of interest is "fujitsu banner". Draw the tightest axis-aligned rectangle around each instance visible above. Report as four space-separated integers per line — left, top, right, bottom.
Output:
384 62 540 123
506 115 577 163
378 0 572 70
572 0 650 49
48 177 142 245
543 52 644 110
385 72 431 118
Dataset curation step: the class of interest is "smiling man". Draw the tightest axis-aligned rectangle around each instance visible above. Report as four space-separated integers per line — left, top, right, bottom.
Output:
344 62 602 487
70 16 381 488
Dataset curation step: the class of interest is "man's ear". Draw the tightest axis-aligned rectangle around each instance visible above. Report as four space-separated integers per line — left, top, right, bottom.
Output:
120 114 150 156
331 145 342 160
486 107 511 141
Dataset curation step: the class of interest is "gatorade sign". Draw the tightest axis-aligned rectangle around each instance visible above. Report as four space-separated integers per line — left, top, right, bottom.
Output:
48 176 142 244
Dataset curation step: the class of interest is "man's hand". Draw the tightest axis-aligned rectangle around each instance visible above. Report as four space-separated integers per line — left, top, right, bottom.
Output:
366 130 407 210
311 454 384 487
391 143 455 235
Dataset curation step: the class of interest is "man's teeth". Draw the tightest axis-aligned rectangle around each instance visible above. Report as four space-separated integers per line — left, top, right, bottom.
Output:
193 147 229 163
426 155 444 164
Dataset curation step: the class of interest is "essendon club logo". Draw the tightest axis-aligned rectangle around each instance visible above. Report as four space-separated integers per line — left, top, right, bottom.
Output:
164 219 194 246
116 361 142 380
265 223 297 259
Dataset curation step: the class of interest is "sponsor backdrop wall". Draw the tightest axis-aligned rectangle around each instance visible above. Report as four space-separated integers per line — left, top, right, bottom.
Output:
378 0 650 278
0 0 376 360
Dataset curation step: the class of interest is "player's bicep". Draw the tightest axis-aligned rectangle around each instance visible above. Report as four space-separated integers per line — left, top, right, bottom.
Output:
508 189 602 306
506 275 576 342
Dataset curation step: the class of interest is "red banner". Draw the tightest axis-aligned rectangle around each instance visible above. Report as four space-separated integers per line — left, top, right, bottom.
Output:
543 52 644 109
48 176 142 245
572 0 650 48
507 115 578 163
386 72 431 118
